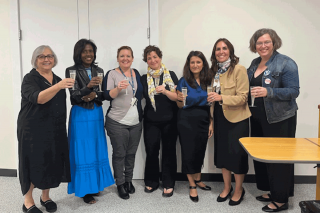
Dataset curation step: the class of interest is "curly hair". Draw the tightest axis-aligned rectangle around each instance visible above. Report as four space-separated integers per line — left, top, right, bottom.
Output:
249 28 282 53
142 45 162 62
210 38 239 77
183 51 212 90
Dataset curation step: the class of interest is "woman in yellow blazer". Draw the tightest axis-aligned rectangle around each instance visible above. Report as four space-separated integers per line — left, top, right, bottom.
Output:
208 38 251 206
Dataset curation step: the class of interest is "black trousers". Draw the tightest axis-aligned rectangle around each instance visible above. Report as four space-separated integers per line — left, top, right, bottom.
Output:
250 105 297 203
143 120 178 188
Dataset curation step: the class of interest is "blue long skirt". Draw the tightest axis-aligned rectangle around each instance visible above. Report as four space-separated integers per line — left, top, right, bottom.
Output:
68 104 114 197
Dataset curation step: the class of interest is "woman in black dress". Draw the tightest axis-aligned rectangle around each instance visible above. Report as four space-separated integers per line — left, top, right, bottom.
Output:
141 45 178 197
17 45 74 213
208 38 251 206
176 51 214 202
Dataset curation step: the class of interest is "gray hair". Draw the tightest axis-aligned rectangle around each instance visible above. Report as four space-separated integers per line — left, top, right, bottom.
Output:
249 28 282 53
31 45 58 68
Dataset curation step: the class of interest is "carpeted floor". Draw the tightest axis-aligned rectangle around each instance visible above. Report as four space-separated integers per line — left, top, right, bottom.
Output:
0 176 314 213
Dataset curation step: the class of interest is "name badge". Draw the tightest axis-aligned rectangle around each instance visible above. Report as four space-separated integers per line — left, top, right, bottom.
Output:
131 97 137 106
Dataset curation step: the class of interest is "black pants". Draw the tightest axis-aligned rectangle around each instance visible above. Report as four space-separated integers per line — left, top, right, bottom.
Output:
251 105 296 203
143 120 178 189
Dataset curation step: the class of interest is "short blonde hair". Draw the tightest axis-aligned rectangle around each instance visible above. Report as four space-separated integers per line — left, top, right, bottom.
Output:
31 45 58 68
249 28 282 53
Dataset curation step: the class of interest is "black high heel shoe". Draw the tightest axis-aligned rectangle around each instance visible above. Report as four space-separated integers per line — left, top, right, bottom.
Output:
189 186 199 202
229 188 245 206
217 186 233 202
194 179 211 191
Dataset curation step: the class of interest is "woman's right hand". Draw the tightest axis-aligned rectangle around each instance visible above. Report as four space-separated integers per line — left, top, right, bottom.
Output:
87 77 101 88
117 80 129 91
58 78 75 89
207 92 215 102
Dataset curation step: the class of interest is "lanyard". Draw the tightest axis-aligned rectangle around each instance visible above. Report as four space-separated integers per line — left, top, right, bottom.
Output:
119 67 135 95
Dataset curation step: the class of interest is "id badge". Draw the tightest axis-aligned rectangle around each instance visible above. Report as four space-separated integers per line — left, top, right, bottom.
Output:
131 97 137 106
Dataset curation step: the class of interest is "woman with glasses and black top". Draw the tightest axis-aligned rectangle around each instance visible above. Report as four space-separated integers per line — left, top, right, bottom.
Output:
247 28 299 212
18 45 74 213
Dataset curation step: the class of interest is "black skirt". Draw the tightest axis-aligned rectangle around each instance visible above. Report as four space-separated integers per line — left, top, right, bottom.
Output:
214 102 249 174
177 106 210 174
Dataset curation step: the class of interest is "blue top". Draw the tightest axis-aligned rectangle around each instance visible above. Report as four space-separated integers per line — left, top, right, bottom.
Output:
176 77 208 109
85 67 92 80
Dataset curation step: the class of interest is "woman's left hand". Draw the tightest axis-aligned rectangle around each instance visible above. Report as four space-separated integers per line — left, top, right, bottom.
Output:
208 121 213 138
81 92 96 102
208 92 222 102
156 85 166 94
251 86 267 98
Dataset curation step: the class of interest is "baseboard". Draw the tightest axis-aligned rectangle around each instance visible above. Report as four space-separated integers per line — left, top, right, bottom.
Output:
0 170 316 183
0 169 17 177
174 173 316 184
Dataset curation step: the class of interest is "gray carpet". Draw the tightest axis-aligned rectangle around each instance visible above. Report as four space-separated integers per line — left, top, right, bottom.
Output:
0 176 314 213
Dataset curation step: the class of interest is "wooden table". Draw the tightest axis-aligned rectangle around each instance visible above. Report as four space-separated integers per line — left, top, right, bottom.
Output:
239 137 320 199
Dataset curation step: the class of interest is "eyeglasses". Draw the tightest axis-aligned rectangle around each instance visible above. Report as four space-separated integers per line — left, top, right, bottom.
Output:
37 54 54 60
256 41 272 47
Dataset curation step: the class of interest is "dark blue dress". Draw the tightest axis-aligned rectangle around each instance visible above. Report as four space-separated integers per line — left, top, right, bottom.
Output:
176 77 210 174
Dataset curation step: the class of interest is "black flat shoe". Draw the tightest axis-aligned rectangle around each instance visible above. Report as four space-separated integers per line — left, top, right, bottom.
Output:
229 188 245 206
144 185 159 193
194 179 211 191
217 186 233 202
82 194 96 204
262 202 288 212
125 181 135 194
256 193 272 202
162 188 174 198
40 197 57 212
189 186 199 202
23 204 43 213
117 184 129 200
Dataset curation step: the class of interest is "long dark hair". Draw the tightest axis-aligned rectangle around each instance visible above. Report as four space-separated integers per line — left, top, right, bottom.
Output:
73 39 97 66
183 51 212 90
210 38 239 77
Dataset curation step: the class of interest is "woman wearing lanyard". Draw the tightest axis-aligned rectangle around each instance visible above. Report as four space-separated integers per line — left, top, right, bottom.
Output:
103 46 143 200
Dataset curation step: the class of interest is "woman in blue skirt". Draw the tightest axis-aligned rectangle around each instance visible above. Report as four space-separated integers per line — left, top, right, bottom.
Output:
66 39 114 204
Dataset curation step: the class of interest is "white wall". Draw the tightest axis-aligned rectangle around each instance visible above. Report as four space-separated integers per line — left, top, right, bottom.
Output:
1 0 320 178
158 0 320 175
0 0 20 169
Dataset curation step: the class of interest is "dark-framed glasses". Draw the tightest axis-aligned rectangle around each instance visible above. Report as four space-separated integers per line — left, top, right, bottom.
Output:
256 41 272 47
37 54 54 60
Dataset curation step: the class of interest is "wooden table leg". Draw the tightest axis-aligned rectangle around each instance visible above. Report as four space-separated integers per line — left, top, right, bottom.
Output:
317 167 320 199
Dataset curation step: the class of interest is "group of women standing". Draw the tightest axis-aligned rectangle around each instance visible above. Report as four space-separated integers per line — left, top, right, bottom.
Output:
17 28 299 213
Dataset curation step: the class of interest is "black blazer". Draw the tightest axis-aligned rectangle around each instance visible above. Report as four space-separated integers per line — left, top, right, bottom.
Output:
65 64 104 109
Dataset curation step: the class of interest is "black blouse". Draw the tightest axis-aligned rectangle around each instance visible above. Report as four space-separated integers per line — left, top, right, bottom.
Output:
250 71 264 105
141 71 178 123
